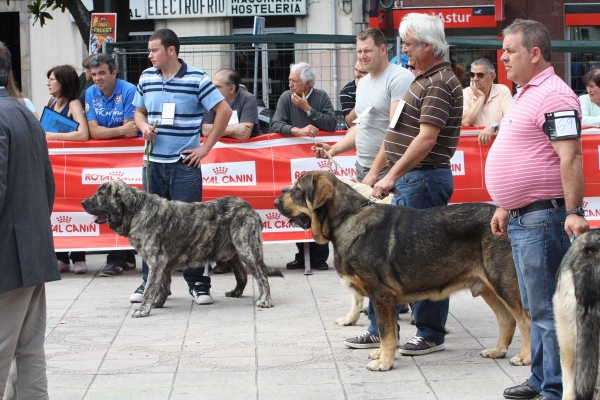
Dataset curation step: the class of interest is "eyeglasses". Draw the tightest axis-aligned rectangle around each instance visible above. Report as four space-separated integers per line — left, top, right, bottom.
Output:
469 72 488 79
406 65 416 70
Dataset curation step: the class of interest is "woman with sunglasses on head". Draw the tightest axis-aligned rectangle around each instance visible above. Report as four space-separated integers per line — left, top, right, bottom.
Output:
580 68 600 127
44 65 89 141
44 65 89 274
461 58 513 145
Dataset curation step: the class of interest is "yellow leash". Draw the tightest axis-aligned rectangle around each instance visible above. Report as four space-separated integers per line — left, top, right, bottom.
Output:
144 120 159 193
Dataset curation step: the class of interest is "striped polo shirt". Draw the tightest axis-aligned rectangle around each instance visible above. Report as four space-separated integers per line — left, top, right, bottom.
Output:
485 67 581 210
384 61 463 167
339 79 357 117
133 59 224 163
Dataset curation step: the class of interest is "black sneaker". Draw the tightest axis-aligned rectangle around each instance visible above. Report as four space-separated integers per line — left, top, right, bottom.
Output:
398 336 445 356
129 284 144 303
99 262 123 277
189 282 213 305
344 331 381 349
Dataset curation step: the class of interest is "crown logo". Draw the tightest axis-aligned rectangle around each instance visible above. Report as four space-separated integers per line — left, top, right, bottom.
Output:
213 166 228 175
583 200 589 209
317 160 331 169
109 171 124 177
57 215 72 223
266 212 280 220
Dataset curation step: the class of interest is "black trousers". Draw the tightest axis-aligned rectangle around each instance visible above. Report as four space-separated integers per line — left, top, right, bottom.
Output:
295 242 329 263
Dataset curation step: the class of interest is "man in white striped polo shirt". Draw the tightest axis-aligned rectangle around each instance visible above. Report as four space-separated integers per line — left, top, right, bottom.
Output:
131 29 232 306
339 60 367 128
486 20 588 400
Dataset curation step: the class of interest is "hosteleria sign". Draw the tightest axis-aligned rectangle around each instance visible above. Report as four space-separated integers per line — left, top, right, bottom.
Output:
145 0 306 18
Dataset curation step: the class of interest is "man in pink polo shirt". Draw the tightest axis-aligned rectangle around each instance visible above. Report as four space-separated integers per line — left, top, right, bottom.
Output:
485 19 588 400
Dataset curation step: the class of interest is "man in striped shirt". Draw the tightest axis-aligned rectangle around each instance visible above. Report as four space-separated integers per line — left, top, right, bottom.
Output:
486 20 588 400
372 13 463 357
339 60 367 128
132 29 232 306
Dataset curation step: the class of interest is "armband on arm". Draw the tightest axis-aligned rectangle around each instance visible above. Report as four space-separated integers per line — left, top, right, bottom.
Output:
543 110 581 141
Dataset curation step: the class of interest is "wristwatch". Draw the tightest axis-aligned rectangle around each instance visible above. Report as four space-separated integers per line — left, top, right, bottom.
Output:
566 207 585 217
306 108 314 117
490 122 498 132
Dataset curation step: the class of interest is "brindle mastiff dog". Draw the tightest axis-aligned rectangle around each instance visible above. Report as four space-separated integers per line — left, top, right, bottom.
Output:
274 171 531 371
82 180 282 318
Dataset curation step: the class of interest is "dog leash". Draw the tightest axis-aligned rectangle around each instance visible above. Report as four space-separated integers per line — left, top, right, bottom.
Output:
144 120 159 193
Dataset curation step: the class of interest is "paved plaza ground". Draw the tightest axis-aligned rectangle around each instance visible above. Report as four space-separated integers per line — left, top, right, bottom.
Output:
44 243 530 400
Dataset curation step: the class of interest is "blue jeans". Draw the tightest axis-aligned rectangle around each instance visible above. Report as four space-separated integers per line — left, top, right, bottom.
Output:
140 160 203 285
508 206 568 400
367 168 453 345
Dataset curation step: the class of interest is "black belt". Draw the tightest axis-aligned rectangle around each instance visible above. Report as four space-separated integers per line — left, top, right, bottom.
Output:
509 198 565 218
410 165 450 171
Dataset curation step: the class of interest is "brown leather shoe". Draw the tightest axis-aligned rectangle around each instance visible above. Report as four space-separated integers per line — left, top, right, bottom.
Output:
212 261 231 274
503 381 538 399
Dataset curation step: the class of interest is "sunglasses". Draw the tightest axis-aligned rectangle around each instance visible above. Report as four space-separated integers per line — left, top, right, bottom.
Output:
469 72 487 79
406 65 416 70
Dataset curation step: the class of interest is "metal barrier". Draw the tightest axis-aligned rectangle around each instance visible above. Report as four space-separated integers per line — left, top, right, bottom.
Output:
107 35 600 111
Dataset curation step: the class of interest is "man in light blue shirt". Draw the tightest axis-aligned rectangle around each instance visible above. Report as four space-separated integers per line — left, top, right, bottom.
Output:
85 53 140 277
132 29 231 305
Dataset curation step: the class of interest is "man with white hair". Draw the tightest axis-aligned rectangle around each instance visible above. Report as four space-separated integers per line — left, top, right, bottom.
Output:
461 58 513 145
271 62 337 271
372 13 463 356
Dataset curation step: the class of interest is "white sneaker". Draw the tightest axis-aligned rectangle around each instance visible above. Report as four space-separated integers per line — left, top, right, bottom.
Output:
73 261 87 274
129 284 145 303
189 282 213 305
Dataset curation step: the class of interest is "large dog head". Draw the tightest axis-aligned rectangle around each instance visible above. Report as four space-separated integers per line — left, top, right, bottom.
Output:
274 171 337 244
81 180 140 237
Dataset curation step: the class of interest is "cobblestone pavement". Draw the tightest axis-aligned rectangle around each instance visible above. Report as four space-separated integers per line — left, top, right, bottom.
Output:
44 243 529 399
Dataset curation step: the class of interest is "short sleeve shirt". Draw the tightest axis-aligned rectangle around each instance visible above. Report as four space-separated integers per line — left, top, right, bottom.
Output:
132 59 224 163
85 78 138 133
203 90 262 138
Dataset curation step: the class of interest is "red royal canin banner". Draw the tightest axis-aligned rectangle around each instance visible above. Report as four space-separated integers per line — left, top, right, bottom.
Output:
49 129 600 251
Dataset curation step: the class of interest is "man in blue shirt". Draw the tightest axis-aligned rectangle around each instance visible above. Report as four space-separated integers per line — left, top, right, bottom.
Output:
85 53 139 277
132 29 231 305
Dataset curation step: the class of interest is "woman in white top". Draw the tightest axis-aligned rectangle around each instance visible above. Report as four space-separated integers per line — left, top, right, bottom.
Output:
580 68 600 127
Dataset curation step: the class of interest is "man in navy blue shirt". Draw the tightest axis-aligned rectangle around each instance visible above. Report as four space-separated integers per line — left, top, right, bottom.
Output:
84 53 139 277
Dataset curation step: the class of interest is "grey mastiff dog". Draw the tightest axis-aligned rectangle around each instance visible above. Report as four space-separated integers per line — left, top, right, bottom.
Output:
82 180 282 318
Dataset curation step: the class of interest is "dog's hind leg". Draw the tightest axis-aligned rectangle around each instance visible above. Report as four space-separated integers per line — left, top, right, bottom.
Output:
153 269 172 308
225 254 248 298
233 225 274 308
335 291 364 326
366 299 397 371
479 287 515 360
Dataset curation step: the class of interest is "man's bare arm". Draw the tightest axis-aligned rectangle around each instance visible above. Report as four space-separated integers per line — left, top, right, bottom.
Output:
89 118 139 139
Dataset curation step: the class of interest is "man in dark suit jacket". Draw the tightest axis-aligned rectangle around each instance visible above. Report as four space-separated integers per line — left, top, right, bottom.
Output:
0 40 61 399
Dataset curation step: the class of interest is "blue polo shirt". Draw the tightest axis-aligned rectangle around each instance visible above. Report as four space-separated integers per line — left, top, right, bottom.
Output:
133 59 224 163
85 78 138 131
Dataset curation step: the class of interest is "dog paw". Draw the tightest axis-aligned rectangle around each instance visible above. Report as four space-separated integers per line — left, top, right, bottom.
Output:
509 353 531 366
334 316 357 326
225 289 243 298
131 308 150 318
366 359 393 371
480 348 507 359
369 349 381 360
255 298 273 308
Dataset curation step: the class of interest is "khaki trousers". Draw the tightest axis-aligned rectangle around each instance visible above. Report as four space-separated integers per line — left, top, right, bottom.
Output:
0 285 48 400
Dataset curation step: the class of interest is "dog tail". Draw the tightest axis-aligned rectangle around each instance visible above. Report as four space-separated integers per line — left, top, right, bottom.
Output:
575 239 600 400
265 265 284 278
